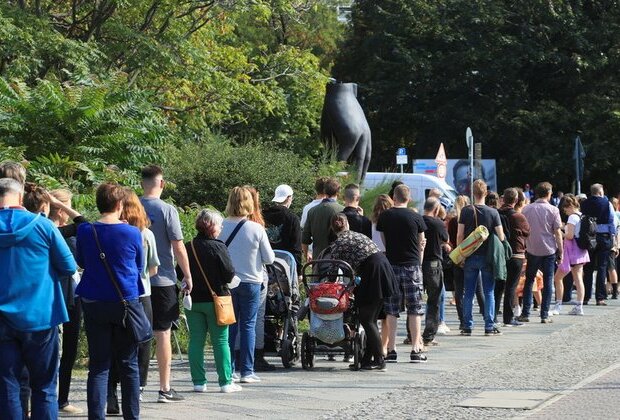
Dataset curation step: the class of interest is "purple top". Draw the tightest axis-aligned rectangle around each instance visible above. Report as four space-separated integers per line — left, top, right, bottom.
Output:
522 199 562 257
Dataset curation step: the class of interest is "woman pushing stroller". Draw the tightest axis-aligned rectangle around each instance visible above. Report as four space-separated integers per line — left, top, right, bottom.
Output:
329 214 398 371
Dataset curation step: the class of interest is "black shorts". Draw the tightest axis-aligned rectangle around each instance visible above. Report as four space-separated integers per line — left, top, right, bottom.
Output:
151 285 179 331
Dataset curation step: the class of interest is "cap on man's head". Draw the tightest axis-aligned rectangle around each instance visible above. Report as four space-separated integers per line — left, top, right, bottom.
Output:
272 184 294 203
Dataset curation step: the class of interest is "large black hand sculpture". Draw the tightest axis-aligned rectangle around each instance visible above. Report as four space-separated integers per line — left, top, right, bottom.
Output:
320 82 372 182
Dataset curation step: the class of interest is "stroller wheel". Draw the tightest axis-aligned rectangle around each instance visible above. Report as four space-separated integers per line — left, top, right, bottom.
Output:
352 329 366 371
301 332 314 370
281 339 294 368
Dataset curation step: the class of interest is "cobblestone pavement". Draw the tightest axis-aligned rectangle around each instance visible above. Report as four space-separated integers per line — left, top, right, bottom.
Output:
63 300 620 419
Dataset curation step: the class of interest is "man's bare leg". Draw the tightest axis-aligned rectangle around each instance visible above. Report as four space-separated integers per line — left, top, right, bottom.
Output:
381 315 398 354
155 330 172 391
408 314 422 353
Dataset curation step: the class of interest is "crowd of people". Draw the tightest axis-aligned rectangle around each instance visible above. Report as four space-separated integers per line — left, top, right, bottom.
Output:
1 159 619 419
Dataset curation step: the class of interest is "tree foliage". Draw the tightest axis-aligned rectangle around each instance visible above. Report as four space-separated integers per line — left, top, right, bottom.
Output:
334 0 620 192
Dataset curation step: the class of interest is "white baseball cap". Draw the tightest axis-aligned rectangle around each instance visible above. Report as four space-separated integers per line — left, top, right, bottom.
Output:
272 184 294 203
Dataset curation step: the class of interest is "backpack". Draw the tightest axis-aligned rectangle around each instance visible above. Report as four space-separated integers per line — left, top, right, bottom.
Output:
576 214 597 251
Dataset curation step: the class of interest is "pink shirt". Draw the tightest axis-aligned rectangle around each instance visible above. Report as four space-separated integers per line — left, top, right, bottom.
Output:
522 199 562 256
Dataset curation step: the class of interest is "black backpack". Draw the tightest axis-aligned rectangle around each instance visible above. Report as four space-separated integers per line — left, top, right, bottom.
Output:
576 214 597 251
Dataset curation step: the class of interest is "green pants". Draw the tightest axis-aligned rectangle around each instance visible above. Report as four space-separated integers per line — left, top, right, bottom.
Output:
186 302 232 387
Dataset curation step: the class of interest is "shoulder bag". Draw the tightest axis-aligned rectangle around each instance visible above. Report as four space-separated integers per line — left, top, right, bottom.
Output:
91 224 153 343
449 205 489 265
190 240 236 326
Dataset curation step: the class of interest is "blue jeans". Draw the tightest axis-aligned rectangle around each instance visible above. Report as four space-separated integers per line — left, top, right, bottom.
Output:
0 318 59 420
229 282 261 376
584 233 613 302
463 255 495 331
82 300 140 420
522 253 556 319
439 285 446 322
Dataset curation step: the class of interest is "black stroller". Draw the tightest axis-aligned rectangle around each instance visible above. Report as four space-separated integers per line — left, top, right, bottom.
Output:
263 250 300 368
300 258 366 371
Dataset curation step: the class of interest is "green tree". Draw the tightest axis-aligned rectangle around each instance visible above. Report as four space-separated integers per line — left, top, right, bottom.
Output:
334 1 620 192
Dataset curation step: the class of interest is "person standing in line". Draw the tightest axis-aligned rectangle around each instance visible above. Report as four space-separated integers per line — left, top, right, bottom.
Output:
498 188 530 326
421 197 449 346
552 194 589 316
76 183 144 419
581 183 617 305
107 190 161 414
300 177 328 230
371 194 393 253
139 165 192 403
377 185 428 363
220 187 275 384
183 209 241 393
48 189 88 415
447 195 469 331
302 178 344 261
329 214 397 371
457 179 505 336
263 184 302 269
244 186 275 372
342 183 372 238
0 177 76 419
518 182 563 324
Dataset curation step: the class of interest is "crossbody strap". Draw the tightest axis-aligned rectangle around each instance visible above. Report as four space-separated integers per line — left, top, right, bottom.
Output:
225 219 247 247
189 240 217 298
90 224 128 306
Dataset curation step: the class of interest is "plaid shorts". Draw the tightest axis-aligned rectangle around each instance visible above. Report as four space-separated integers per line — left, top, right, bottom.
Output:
383 265 424 316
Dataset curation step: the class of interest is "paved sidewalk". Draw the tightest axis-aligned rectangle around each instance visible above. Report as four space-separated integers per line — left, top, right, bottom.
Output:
64 300 620 419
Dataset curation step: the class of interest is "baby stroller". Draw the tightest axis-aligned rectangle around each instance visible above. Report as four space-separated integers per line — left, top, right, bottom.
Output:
263 250 300 368
300 257 366 371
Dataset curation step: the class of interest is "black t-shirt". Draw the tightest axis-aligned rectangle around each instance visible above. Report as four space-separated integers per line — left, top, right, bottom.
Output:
458 204 501 256
342 206 372 239
377 207 427 266
422 215 448 261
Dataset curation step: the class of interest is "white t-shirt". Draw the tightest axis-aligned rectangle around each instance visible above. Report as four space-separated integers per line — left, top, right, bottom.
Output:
567 213 581 239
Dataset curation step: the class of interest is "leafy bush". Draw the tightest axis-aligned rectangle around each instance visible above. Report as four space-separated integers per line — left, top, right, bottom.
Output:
165 137 345 214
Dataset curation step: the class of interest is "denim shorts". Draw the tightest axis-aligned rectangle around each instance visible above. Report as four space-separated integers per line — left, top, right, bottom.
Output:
383 265 424 316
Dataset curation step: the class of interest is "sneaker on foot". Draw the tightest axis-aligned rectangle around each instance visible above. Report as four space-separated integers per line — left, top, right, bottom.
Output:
158 388 184 403
232 372 240 383
139 387 144 402
485 327 503 336
541 318 553 324
596 300 608 306
436 323 450 335
460 328 472 336
423 339 440 346
362 361 387 371
240 374 261 383
410 350 428 363
385 350 398 363
343 354 353 363
193 384 207 393
60 404 83 415
551 303 561 315
403 337 412 345
569 306 584 316
221 383 243 393
516 315 530 322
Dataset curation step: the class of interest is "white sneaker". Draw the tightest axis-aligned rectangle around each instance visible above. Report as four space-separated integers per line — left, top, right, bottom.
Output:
240 374 261 383
232 372 240 383
221 383 243 393
436 323 450 335
569 306 584 316
551 302 561 315
513 305 522 318
193 384 207 393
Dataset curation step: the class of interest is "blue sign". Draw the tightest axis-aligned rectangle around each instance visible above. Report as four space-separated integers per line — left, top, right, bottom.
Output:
396 147 407 156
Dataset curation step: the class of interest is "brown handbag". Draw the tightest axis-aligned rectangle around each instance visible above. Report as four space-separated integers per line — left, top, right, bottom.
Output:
190 240 236 326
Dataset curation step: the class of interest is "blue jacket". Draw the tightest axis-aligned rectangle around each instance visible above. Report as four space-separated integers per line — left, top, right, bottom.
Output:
0 209 76 332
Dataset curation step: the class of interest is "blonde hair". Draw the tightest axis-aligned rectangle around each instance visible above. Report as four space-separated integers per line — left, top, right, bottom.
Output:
245 186 265 227
121 188 150 231
226 186 254 217
48 188 73 222
472 179 487 199
371 194 393 223
454 195 470 218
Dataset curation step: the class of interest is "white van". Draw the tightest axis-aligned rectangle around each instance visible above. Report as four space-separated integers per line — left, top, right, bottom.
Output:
361 172 458 212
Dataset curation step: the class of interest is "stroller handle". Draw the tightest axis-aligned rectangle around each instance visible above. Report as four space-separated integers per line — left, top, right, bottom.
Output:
301 259 355 289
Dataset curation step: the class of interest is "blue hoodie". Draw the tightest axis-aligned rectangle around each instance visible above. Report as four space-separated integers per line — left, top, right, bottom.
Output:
0 208 76 332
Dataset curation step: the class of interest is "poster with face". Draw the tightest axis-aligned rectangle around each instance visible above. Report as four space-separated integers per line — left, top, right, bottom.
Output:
413 159 498 195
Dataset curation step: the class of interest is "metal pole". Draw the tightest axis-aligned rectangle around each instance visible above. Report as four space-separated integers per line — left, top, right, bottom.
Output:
469 138 474 203
575 137 581 195
400 164 403 174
